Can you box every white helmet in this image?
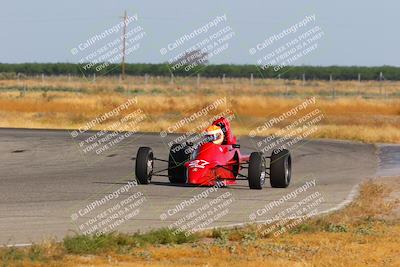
[205,125,224,145]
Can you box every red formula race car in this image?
[134,117,292,189]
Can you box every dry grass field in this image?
[4,75,400,97]
[0,76,400,143]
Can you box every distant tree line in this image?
[0,63,398,81]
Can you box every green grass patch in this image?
[0,245,47,266]
[129,88,145,95]
[325,223,349,233]
[0,86,88,94]
[114,86,125,93]
[0,247,25,266]
[63,228,198,255]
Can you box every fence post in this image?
[144,73,148,85]
[250,73,254,87]
[170,73,174,85]
[92,73,96,83]
[197,73,200,88]
[222,73,226,84]
[302,73,305,86]
[330,74,335,99]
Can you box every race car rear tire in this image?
[270,149,291,188]
[248,152,266,190]
[135,147,153,184]
[168,144,190,184]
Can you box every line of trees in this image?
[0,63,399,81]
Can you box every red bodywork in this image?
[184,117,249,186]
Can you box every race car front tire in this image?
[135,147,153,184]
[270,149,291,188]
[168,144,190,184]
[248,152,266,190]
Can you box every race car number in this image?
[188,160,209,169]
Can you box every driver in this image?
[204,125,224,145]
[211,116,237,145]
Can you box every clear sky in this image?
[0,0,398,66]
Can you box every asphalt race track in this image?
[0,128,396,245]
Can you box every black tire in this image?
[168,144,191,183]
[135,147,153,184]
[248,152,266,190]
[270,149,291,188]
